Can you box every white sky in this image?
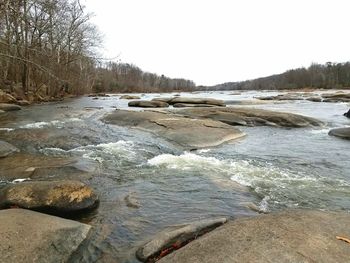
[84,0,350,86]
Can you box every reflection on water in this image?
[0,90,349,262]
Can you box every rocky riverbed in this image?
[0,90,349,262]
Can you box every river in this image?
[0,90,349,262]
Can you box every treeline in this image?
[209,62,350,91]
[0,0,101,98]
[93,62,196,93]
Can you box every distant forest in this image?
[0,0,195,99]
[207,62,350,91]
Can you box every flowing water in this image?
[0,91,349,262]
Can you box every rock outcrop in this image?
[103,110,245,149]
[128,100,169,108]
[137,217,228,262]
[120,95,141,100]
[329,127,350,140]
[0,140,19,158]
[0,180,99,215]
[160,210,350,263]
[0,208,91,263]
[172,107,323,127]
[0,103,22,111]
[152,97,225,107]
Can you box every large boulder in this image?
[128,100,169,108]
[0,180,99,215]
[173,103,216,108]
[0,140,19,158]
[103,110,245,149]
[329,127,350,140]
[173,107,323,127]
[137,217,227,262]
[322,92,350,102]
[0,208,91,263]
[0,103,21,111]
[120,95,141,100]
[160,210,350,263]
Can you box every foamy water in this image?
[19,118,82,129]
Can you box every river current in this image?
[0,90,349,262]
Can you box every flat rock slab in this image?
[137,217,228,262]
[152,97,225,106]
[103,110,245,149]
[172,107,323,127]
[120,95,141,100]
[129,100,169,108]
[0,103,21,111]
[0,140,19,158]
[329,127,350,139]
[160,210,350,263]
[0,208,91,263]
[0,180,99,215]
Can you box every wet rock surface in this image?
[0,140,19,158]
[172,107,323,127]
[329,127,350,140]
[160,210,350,263]
[0,103,22,111]
[0,180,99,215]
[136,217,228,262]
[103,110,245,149]
[344,109,350,118]
[0,208,91,263]
[128,100,169,108]
[152,97,226,106]
[120,95,141,100]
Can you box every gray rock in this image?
[160,210,350,263]
[120,95,141,100]
[0,180,99,215]
[137,217,228,262]
[170,97,225,106]
[173,103,216,108]
[103,110,245,149]
[329,127,350,139]
[0,208,91,263]
[344,109,350,118]
[0,140,19,158]
[306,97,322,102]
[173,107,323,128]
[0,103,21,111]
[16,99,30,106]
[128,100,169,108]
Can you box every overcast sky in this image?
[84,0,350,86]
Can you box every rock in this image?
[170,97,225,106]
[88,93,109,97]
[16,99,30,106]
[0,140,19,158]
[0,110,4,114]
[120,95,141,100]
[173,107,323,127]
[0,208,91,263]
[136,217,228,262]
[0,180,99,215]
[152,97,226,106]
[160,210,350,263]
[224,99,269,105]
[0,90,17,103]
[0,103,21,111]
[173,103,216,108]
[306,96,322,102]
[322,92,350,102]
[128,100,169,108]
[256,94,304,101]
[124,192,141,208]
[329,127,350,139]
[103,110,245,149]
[344,109,350,118]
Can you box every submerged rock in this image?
[160,210,350,263]
[103,110,245,149]
[0,103,21,111]
[136,217,228,262]
[128,100,169,108]
[120,95,141,100]
[0,208,91,263]
[0,140,19,158]
[329,127,350,140]
[173,107,323,127]
[0,180,99,215]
